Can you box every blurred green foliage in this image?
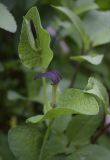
[0,0,110,159]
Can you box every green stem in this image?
[38,120,53,160]
[42,78,48,113]
[51,84,57,108]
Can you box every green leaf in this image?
[23,17,37,51]
[53,6,90,49]
[7,90,25,101]
[84,10,110,46]
[96,0,110,10]
[18,7,53,69]
[70,54,104,65]
[75,0,95,4]
[43,132,67,160]
[66,109,103,145]
[8,124,45,160]
[98,135,110,150]
[67,145,110,160]
[27,114,71,130]
[25,70,41,101]
[26,88,99,123]
[51,115,72,133]
[84,77,109,112]
[58,89,99,115]
[8,124,67,160]
[0,3,17,32]
[0,133,15,160]
[26,108,76,123]
[74,2,98,15]
[43,101,52,114]
[25,0,38,10]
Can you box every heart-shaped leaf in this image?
[26,88,99,124]
[18,7,53,69]
[57,89,99,115]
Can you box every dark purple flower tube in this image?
[35,70,62,85]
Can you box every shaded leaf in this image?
[25,0,38,10]
[43,132,67,160]
[96,0,110,10]
[0,3,17,32]
[7,90,25,101]
[8,124,45,160]
[53,6,90,49]
[98,135,110,150]
[67,145,110,160]
[8,124,68,160]
[66,108,103,145]
[52,115,72,133]
[0,133,15,160]
[84,10,110,46]
[57,20,82,48]
[74,1,98,15]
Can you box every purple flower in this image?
[35,70,62,85]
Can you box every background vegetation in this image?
[0,0,110,159]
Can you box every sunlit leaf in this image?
[26,88,99,123]
[26,108,76,123]
[84,77,109,111]
[58,89,99,115]
[70,54,104,65]
[18,7,53,69]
